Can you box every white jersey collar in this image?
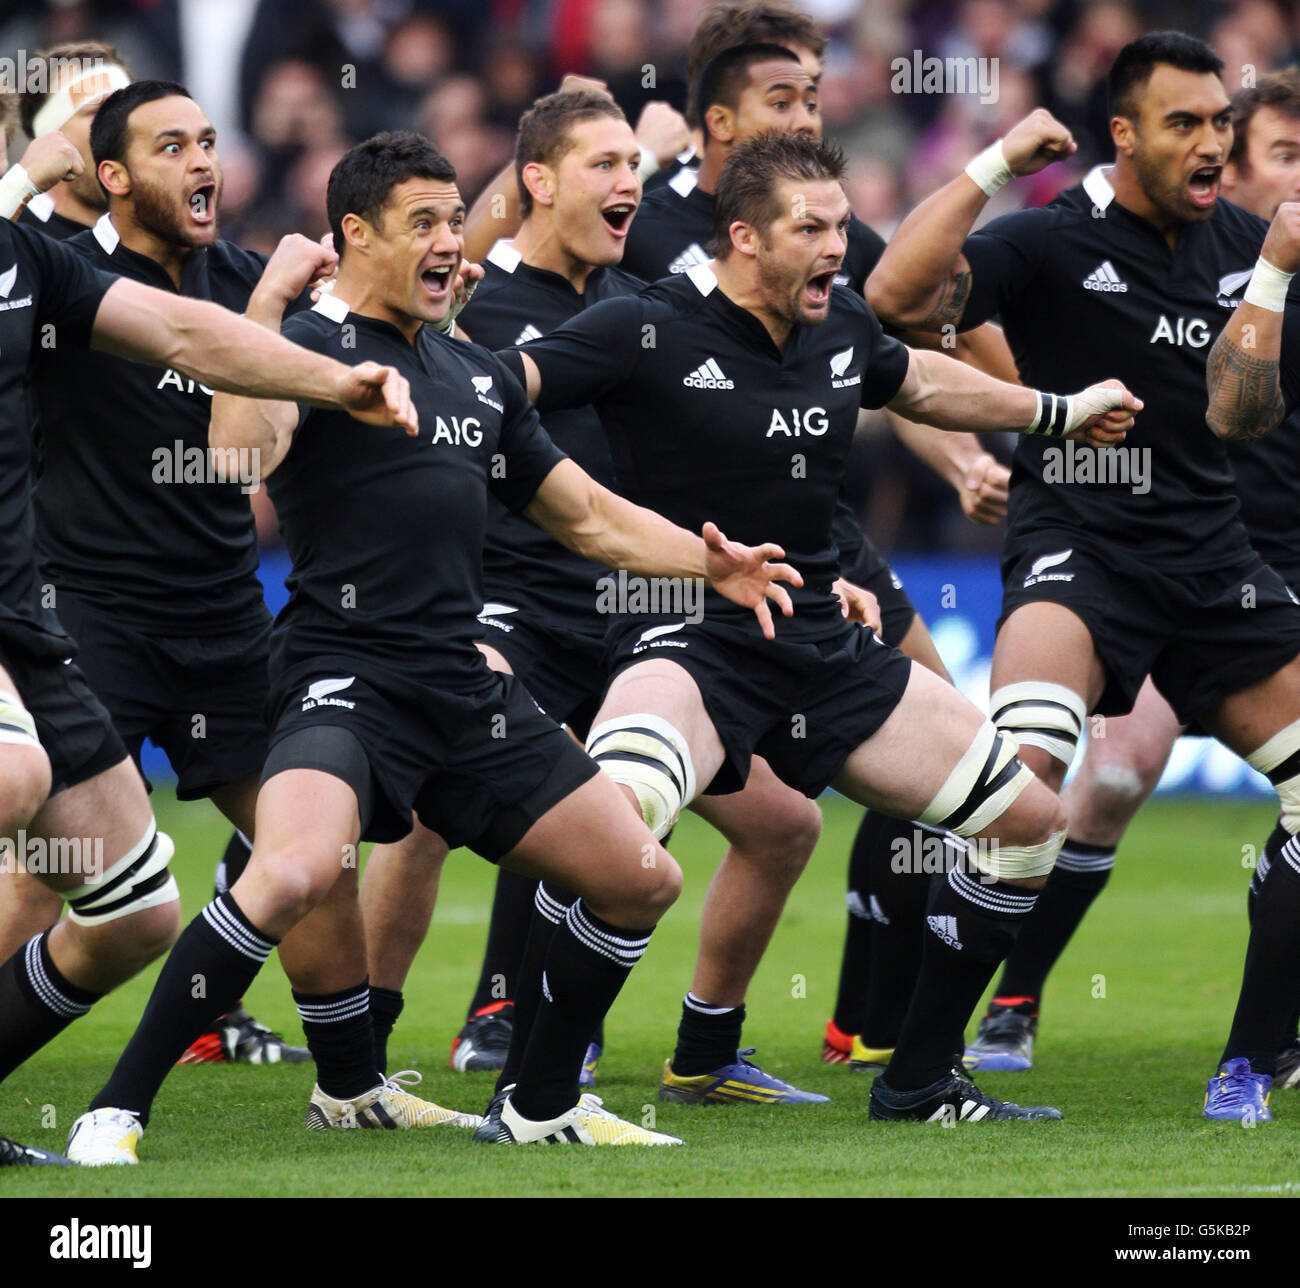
[1082,164,1116,212]
[310,290,349,323]
[92,212,121,254]
[485,239,521,273]
[685,261,718,295]
[669,166,699,198]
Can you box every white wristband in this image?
[637,145,661,182]
[964,140,1013,197]
[1243,255,1294,313]
[0,164,43,220]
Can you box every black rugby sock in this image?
[831,811,890,1034]
[861,823,955,1049]
[510,900,651,1122]
[0,931,103,1080]
[496,882,574,1094]
[90,893,276,1125]
[369,984,404,1075]
[468,867,538,1015]
[295,981,379,1100]
[1220,827,1300,1075]
[671,993,745,1075]
[884,864,1036,1091]
[993,838,1115,1004]
[213,830,253,899]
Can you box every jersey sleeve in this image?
[858,303,912,408]
[18,222,118,346]
[956,207,1046,330]
[500,294,646,414]
[489,355,568,511]
[279,311,327,429]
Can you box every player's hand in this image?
[959,453,1010,523]
[832,577,881,632]
[635,101,691,166]
[263,233,339,305]
[18,131,83,192]
[1000,108,1076,177]
[309,233,338,301]
[1261,201,1300,274]
[702,521,803,641]
[337,362,419,436]
[454,258,484,308]
[1063,378,1142,447]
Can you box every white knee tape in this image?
[990,681,1087,767]
[65,824,178,925]
[586,714,696,841]
[0,688,41,749]
[922,720,1036,838]
[969,827,1066,881]
[1247,719,1300,835]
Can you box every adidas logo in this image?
[926,914,962,949]
[682,357,733,390]
[1024,547,1074,586]
[514,323,542,345]
[1082,260,1126,292]
[926,1097,992,1123]
[302,676,356,711]
[668,243,709,274]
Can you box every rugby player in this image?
[868,31,1300,1121]
[1,53,282,1065]
[66,131,802,1160]
[962,70,1300,1080]
[502,129,1138,1123]
[0,162,418,1167]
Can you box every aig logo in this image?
[766,407,828,436]
[1149,314,1212,347]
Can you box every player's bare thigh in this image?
[896,612,952,683]
[592,658,727,803]
[1201,652,1300,757]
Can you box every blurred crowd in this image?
[4,0,1298,554]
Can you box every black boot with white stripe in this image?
[868,1066,1062,1123]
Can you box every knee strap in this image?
[586,714,695,841]
[64,823,178,925]
[990,681,1087,767]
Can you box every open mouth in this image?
[420,263,455,297]
[188,183,216,224]
[804,270,836,307]
[1188,166,1220,208]
[601,203,635,235]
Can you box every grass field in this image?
[4,790,1297,1198]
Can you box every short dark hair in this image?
[686,2,824,128]
[711,129,845,257]
[696,42,802,144]
[1107,31,1224,120]
[19,40,131,138]
[515,88,626,218]
[1230,69,1300,170]
[326,131,457,258]
[90,79,192,173]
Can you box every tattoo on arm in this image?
[1206,332,1287,440]
[919,269,972,329]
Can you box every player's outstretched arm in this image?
[888,347,1141,447]
[90,275,417,433]
[523,458,802,639]
[1205,204,1300,441]
[866,109,1075,330]
[885,411,1009,524]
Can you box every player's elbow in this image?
[865,268,913,324]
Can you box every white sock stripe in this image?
[1054,846,1116,873]
[948,866,1037,915]
[297,996,370,1023]
[684,992,735,1016]
[568,902,651,955]
[565,905,648,967]
[1253,852,1272,887]
[534,886,567,925]
[201,901,273,964]
[1281,834,1300,878]
[22,935,90,1019]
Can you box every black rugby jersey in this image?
[505,263,910,641]
[0,220,116,658]
[17,193,90,242]
[959,164,1293,570]
[33,215,290,635]
[1227,421,1300,588]
[619,163,888,581]
[465,240,644,636]
[268,296,566,692]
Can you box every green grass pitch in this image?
[4,790,1297,1197]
